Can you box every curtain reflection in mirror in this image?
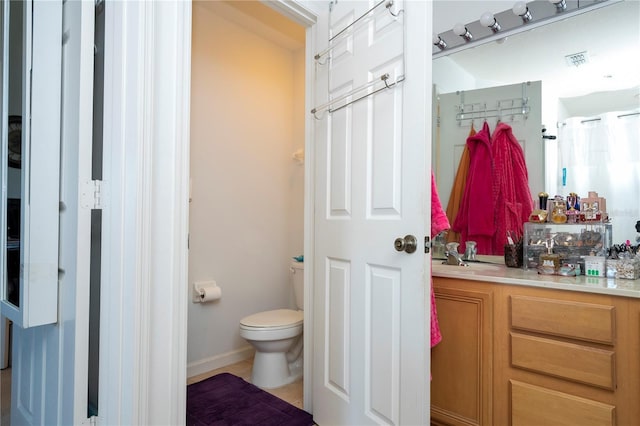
[558,111,640,243]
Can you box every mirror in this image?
[1,0,62,327]
[4,0,23,308]
[433,0,640,244]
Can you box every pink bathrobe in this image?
[452,122,495,254]
[491,123,533,248]
[431,172,449,348]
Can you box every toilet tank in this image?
[290,261,304,310]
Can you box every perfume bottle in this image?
[538,239,560,275]
[551,196,568,224]
[566,192,579,223]
[579,201,602,222]
[529,192,549,223]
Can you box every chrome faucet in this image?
[464,240,477,261]
[444,242,468,266]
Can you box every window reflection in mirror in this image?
[5,0,23,308]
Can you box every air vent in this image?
[565,51,590,67]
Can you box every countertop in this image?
[431,255,640,299]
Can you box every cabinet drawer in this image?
[511,295,615,344]
[511,333,615,389]
[511,380,615,426]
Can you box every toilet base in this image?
[251,351,303,389]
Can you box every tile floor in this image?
[187,358,305,410]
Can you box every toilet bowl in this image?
[239,261,304,389]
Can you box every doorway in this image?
[186,0,307,401]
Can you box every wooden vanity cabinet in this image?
[432,277,640,426]
[431,279,494,426]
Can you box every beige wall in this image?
[188,2,305,372]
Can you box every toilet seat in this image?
[240,309,303,330]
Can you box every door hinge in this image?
[81,179,104,210]
[424,236,431,254]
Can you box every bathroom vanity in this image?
[430,261,640,426]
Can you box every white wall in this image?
[432,56,475,95]
[187,3,304,375]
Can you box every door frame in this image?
[100,1,192,423]
[99,0,320,422]
[265,0,319,411]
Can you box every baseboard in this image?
[187,346,255,379]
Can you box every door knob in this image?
[394,235,417,253]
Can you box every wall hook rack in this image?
[455,82,531,126]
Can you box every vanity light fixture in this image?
[453,23,473,42]
[549,0,567,12]
[512,2,533,22]
[480,12,502,33]
[432,33,447,50]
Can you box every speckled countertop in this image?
[431,255,640,299]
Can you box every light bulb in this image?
[512,2,533,21]
[432,33,447,50]
[453,23,473,41]
[480,11,501,33]
[549,0,567,11]
[512,2,527,16]
[480,12,495,27]
[453,23,467,36]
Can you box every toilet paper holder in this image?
[193,280,222,303]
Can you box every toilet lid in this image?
[240,309,303,328]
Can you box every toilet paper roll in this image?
[199,286,222,302]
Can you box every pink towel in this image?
[430,173,449,348]
[452,122,495,254]
[491,123,533,248]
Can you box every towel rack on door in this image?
[310,73,405,119]
[314,0,403,64]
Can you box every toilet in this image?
[239,261,304,389]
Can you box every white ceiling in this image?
[196,1,305,51]
[433,0,640,100]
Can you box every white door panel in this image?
[1,0,95,424]
[313,1,431,424]
[11,325,36,425]
[1,0,62,328]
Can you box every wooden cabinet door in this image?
[431,281,493,426]
[511,380,615,426]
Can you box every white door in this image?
[312,1,432,424]
[1,0,61,330]
[2,0,95,424]
[434,81,543,210]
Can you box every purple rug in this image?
[187,373,314,426]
